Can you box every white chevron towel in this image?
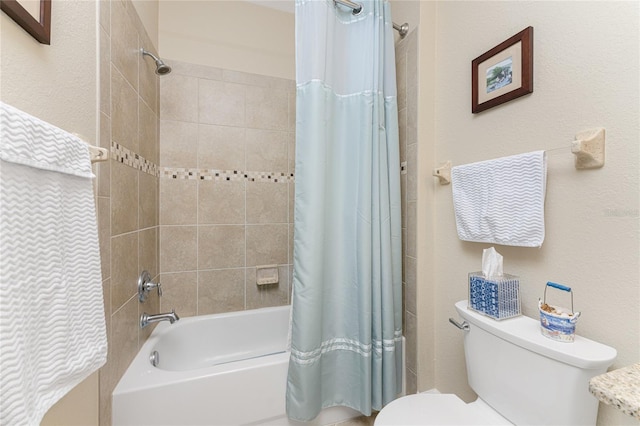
[451,151,547,247]
[0,102,107,425]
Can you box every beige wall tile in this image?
[101,278,111,343]
[198,181,245,224]
[97,196,111,281]
[246,265,289,310]
[111,232,139,312]
[246,224,288,267]
[246,182,288,224]
[405,310,417,374]
[288,182,295,225]
[406,143,417,202]
[159,271,197,317]
[288,89,296,132]
[245,86,288,131]
[287,132,295,174]
[197,124,245,171]
[139,227,158,279]
[400,173,407,229]
[160,226,197,272]
[138,99,158,164]
[110,0,138,91]
[99,0,110,35]
[111,160,138,235]
[139,172,158,229]
[398,107,407,163]
[111,66,139,152]
[98,360,113,426]
[198,225,245,270]
[406,370,417,395]
[245,129,288,172]
[223,69,291,90]
[288,223,294,265]
[160,74,198,122]
[138,40,158,114]
[160,120,198,168]
[111,297,139,379]
[405,256,416,315]
[198,79,245,127]
[99,27,111,116]
[97,113,111,198]
[396,49,407,111]
[406,201,416,258]
[138,288,159,345]
[160,178,197,225]
[170,59,223,80]
[197,268,245,315]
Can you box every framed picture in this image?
[1,0,51,45]
[472,27,533,113]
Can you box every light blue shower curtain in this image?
[286,0,403,421]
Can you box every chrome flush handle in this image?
[449,317,470,331]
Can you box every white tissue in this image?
[482,247,503,277]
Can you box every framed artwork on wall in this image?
[1,0,51,45]
[472,26,533,113]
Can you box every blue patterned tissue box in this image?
[468,272,521,320]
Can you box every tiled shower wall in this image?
[158,61,296,316]
[97,0,161,424]
[396,29,419,395]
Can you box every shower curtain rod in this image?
[334,0,409,37]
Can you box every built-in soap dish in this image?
[256,265,279,286]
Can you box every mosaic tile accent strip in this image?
[110,142,159,177]
[161,167,295,183]
[401,161,407,175]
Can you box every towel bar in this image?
[432,128,605,185]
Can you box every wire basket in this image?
[539,282,581,343]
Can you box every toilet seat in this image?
[374,393,512,425]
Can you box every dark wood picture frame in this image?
[472,26,533,113]
[1,0,51,45]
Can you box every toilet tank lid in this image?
[455,300,617,370]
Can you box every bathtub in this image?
[113,305,382,426]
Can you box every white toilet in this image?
[376,300,617,426]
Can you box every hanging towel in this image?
[0,102,107,426]
[451,150,547,247]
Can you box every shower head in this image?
[141,48,172,75]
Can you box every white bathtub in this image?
[112,305,370,426]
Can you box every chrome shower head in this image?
[141,48,172,75]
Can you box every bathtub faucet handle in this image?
[138,270,162,302]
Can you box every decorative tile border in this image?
[111,142,159,176]
[112,140,405,183]
[161,167,295,183]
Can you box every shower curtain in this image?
[286,0,403,421]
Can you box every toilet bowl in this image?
[375,300,617,426]
[375,393,511,425]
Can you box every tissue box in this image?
[468,272,521,320]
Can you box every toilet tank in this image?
[455,300,616,426]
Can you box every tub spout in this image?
[140,309,179,328]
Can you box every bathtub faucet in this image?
[140,309,180,328]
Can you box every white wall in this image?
[427,2,639,425]
[158,0,294,79]
[132,0,159,49]
[0,1,99,425]
[0,1,98,143]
